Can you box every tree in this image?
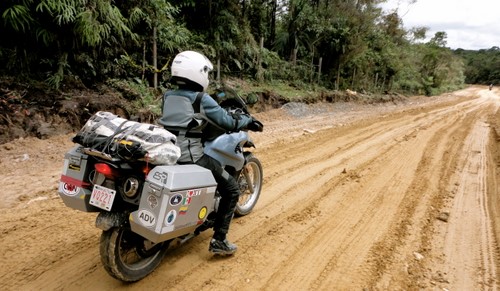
[1,0,137,87]
[0,0,469,96]
[123,0,190,88]
[419,35,465,95]
[455,46,500,85]
[429,31,447,48]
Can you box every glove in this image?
[246,118,264,132]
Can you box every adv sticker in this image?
[138,209,156,228]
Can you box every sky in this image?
[379,0,500,50]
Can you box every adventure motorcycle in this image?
[58,92,263,282]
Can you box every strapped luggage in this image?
[73,111,181,165]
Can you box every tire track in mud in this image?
[142,94,492,290]
[448,121,497,289]
[257,96,482,186]
[372,96,499,289]
[255,97,483,214]
[372,101,483,289]
[251,99,481,290]
[420,99,500,290]
[228,94,496,287]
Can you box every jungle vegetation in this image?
[0,0,497,97]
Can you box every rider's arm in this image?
[200,93,252,131]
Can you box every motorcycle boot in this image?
[209,238,237,255]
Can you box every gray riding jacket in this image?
[158,89,252,163]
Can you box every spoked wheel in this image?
[235,153,263,216]
[100,227,169,282]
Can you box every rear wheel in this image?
[100,227,169,282]
[235,154,263,216]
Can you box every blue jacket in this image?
[158,89,252,163]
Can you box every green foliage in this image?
[36,0,78,25]
[0,0,471,97]
[126,0,189,52]
[455,47,500,85]
[46,52,69,89]
[0,0,141,88]
[107,78,162,114]
[2,3,33,32]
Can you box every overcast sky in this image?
[379,0,500,50]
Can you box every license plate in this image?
[90,184,117,211]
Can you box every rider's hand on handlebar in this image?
[247,118,264,132]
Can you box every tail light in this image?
[94,163,118,179]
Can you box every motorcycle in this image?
[58,91,263,282]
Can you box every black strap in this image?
[193,92,203,114]
[186,92,204,130]
[233,117,239,131]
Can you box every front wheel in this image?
[100,227,169,282]
[235,154,263,216]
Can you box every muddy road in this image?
[0,86,499,290]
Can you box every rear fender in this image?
[95,212,129,231]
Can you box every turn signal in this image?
[142,165,151,175]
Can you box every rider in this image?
[158,50,263,255]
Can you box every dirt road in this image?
[0,86,499,290]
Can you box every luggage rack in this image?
[83,148,122,162]
[82,147,150,164]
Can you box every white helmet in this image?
[171,51,213,91]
